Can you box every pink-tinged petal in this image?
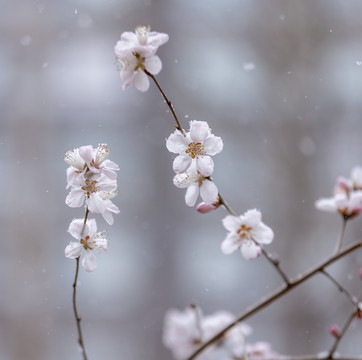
[221,233,240,254]
[243,209,262,228]
[66,168,83,189]
[134,71,149,92]
[222,215,242,232]
[148,32,169,47]
[120,31,138,44]
[196,201,219,214]
[87,218,97,236]
[166,132,189,154]
[200,180,218,204]
[145,55,162,75]
[103,159,120,171]
[102,168,117,181]
[68,219,89,239]
[241,241,261,260]
[87,193,106,214]
[82,251,97,272]
[102,210,114,225]
[315,197,337,212]
[65,242,83,259]
[253,223,274,245]
[173,155,192,174]
[97,177,118,192]
[79,145,93,163]
[185,183,199,207]
[351,166,362,189]
[121,70,136,90]
[66,189,85,208]
[190,121,210,143]
[196,156,214,177]
[203,136,223,156]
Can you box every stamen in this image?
[185,142,205,159]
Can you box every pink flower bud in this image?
[196,201,219,214]
[329,324,340,337]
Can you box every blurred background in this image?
[1,0,362,359]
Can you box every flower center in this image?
[81,235,92,250]
[185,142,205,159]
[135,25,150,45]
[81,179,99,197]
[237,224,252,240]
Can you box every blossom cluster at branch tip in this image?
[315,165,362,220]
[221,209,274,260]
[163,305,278,360]
[64,144,120,271]
[114,25,169,92]
[167,120,223,207]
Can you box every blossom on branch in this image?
[221,209,274,260]
[65,219,108,272]
[166,120,223,177]
[114,25,169,92]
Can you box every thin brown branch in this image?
[261,247,290,285]
[334,217,347,254]
[187,240,362,360]
[218,193,236,216]
[145,70,185,136]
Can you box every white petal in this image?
[243,209,262,228]
[148,32,169,47]
[68,219,88,239]
[203,136,223,156]
[185,183,199,207]
[173,172,194,189]
[102,210,114,225]
[190,121,210,143]
[145,55,162,75]
[315,197,337,212]
[82,251,97,272]
[65,242,83,259]
[351,166,362,188]
[103,159,120,171]
[120,31,138,44]
[79,145,93,163]
[134,71,150,92]
[200,180,218,204]
[87,193,106,214]
[241,241,261,260]
[166,132,189,154]
[87,218,97,236]
[222,215,241,232]
[65,189,85,208]
[102,168,117,181]
[253,223,274,245]
[221,233,240,254]
[121,70,136,90]
[196,156,214,177]
[173,155,192,174]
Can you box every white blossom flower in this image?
[166,120,223,177]
[221,209,274,260]
[98,190,120,225]
[173,164,218,207]
[114,25,169,92]
[351,166,362,190]
[65,218,108,272]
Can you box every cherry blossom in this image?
[197,201,220,214]
[221,209,274,260]
[65,218,108,272]
[173,164,218,207]
[166,120,223,177]
[114,25,169,91]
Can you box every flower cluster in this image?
[163,305,278,360]
[167,120,223,207]
[315,166,362,220]
[114,25,169,92]
[64,144,120,271]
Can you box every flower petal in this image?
[241,241,261,260]
[222,215,241,232]
[166,132,189,154]
[203,136,223,156]
[121,69,136,90]
[190,121,210,143]
[253,223,274,245]
[315,197,337,212]
[82,251,97,272]
[102,210,114,225]
[173,155,192,174]
[196,156,214,177]
[79,145,93,163]
[200,180,218,204]
[148,32,169,47]
[68,219,88,239]
[66,189,85,208]
[221,233,240,254]
[65,242,83,259]
[145,55,162,75]
[134,71,150,92]
[185,183,199,207]
[87,193,106,214]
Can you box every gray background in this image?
[1,0,362,359]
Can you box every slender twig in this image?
[334,217,347,254]
[327,308,357,358]
[72,207,89,360]
[72,257,88,360]
[320,268,358,307]
[261,247,290,285]
[145,70,185,135]
[187,240,362,360]
[218,193,236,216]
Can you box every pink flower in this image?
[173,164,218,207]
[329,324,340,338]
[166,120,223,177]
[196,201,220,214]
[221,209,274,260]
[65,219,108,272]
[114,25,169,92]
